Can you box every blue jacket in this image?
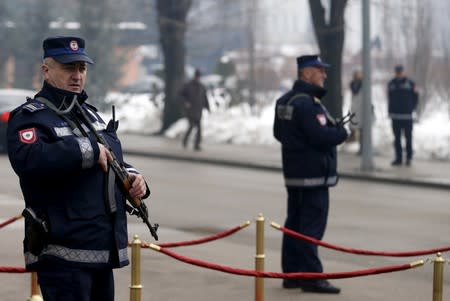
[388,77,418,120]
[7,81,147,270]
[273,80,348,188]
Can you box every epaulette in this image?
[22,101,47,113]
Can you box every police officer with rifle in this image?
[7,36,157,301]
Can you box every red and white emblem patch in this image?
[316,114,327,126]
[19,128,37,144]
[70,40,79,51]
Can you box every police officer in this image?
[273,55,348,294]
[388,64,419,166]
[7,36,150,301]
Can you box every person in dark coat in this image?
[7,36,151,301]
[180,69,210,151]
[273,55,348,294]
[387,64,419,166]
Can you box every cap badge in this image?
[69,40,79,51]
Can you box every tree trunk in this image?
[309,0,347,118]
[157,0,192,133]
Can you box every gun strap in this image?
[37,96,117,214]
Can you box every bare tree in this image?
[381,1,433,116]
[78,0,123,106]
[156,0,192,133]
[13,0,51,89]
[309,0,348,118]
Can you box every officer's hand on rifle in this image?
[128,173,147,199]
[98,143,112,172]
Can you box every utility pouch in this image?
[22,208,50,256]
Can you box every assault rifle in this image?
[50,95,159,240]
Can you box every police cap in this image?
[394,64,404,73]
[297,55,330,70]
[43,36,94,64]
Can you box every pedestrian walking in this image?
[387,64,419,166]
[7,36,151,301]
[273,55,348,294]
[180,69,210,151]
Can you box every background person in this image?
[7,36,150,301]
[273,55,348,294]
[180,69,210,151]
[387,64,419,166]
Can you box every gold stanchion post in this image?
[28,272,43,301]
[255,213,265,301]
[130,235,142,301]
[432,253,444,301]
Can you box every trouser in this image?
[37,263,114,301]
[282,186,329,273]
[183,119,202,148]
[392,119,413,161]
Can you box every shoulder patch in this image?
[22,102,47,113]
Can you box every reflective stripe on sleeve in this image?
[285,176,338,187]
[76,137,95,169]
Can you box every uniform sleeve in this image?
[387,81,394,115]
[7,111,100,179]
[123,162,150,199]
[411,81,419,110]
[295,100,348,149]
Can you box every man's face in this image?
[300,66,327,88]
[42,58,87,93]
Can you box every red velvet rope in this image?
[0,266,28,273]
[0,215,22,229]
[150,245,420,279]
[157,223,249,248]
[276,225,450,257]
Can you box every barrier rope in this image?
[146,243,424,279]
[0,214,22,229]
[152,221,251,248]
[271,222,450,257]
[0,266,28,273]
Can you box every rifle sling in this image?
[36,96,117,214]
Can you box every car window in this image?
[0,90,35,111]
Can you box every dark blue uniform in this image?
[7,82,148,300]
[388,77,418,164]
[273,79,347,274]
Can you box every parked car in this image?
[0,89,36,153]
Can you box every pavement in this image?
[120,134,450,190]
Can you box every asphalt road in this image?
[0,154,449,301]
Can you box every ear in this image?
[41,63,49,79]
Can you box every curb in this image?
[123,150,450,191]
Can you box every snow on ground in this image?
[103,86,450,161]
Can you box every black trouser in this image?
[392,119,413,162]
[183,119,202,148]
[282,186,329,273]
[37,263,114,301]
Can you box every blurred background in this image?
[0,0,449,159]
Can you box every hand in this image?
[128,173,147,198]
[97,143,112,172]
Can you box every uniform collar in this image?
[292,79,327,99]
[35,81,89,108]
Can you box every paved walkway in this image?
[121,134,450,190]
